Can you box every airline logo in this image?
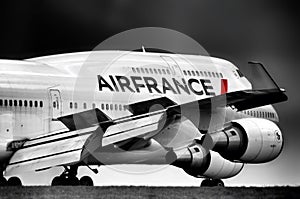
[97,75,225,96]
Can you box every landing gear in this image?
[79,176,94,186]
[51,165,79,186]
[51,165,94,186]
[0,176,22,186]
[7,177,22,186]
[213,179,225,187]
[51,174,80,186]
[1,168,22,186]
[0,176,7,186]
[201,179,224,187]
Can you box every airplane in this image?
[0,49,287,186]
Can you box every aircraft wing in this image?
[5,110,170,175]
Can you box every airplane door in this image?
[49,89,62,119]
[161,56,182,76]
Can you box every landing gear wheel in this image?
[51,175,79,186]
[201,179,212,187]
[7,177,22,186]
[0,176,7,186]
[51,176,62,186]
[212,179,224,187]
[51,165,80,186]
[201,179,224,187]
[80,176,94,186]
[66,176,79,186]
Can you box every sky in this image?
[0,0,299,186]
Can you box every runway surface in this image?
[0,186,299,199]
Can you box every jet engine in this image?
[166,144,244,179]
[202,118,283,163]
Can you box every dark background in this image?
[0,0,299,186]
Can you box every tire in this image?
[200,179,212,187]
[79,176,94,186]
[68,176,79,186]
[51,176,62,186]
[7,177,22,186]
[211,179,225,187]
[0,177,7,186]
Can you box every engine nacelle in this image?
[203,118,283,163]
[166,144,243,179]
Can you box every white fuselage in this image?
[0,51,279,162]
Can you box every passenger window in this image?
[141,68,144,73]
[110,104,113,110]
[200,71,204,76]
[208,72,211,77]
[9,100,12,106]
[153,69,157,74]
[212,72,216,77]
[204,71,207,77]
[187,71,191,76]
[220,73,223,78]
[0,99,2,106]
[196,71,199,76]
[24,100,27,107]
[149,68,153,74]
[106,104,109,110]
[92,103,96,109]
[14,100,17,106]
[166,69,170,75]
[34,101,38,107]
[191,71,195,76]
[18,100,22,107]
[115,104,118,110]
[101,103,104,110]
[119,104,122,111]
[145,68,149,74]
[162,69,166,74]
[83,102,87,109]
[136,68,140,73]
[132,68,136,73]
[52,101,56,108]
[215,73,219,78]
[70,102,73,109]
[158,69,162,74]
[183,70,187,75]
[40,101,43,108]
[74,102,78,109]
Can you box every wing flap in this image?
[58,108,112,131]
[5,149,81,176]
[102,113,164,146]
[5,127,98,176]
